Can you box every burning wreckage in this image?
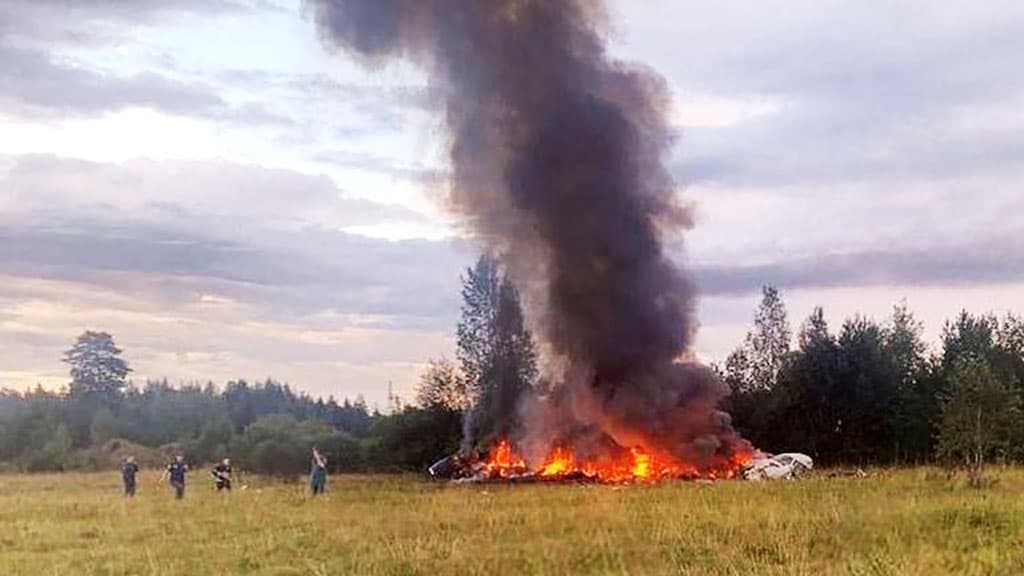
[429,442,812,484]
[309,0,810,484]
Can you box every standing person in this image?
[121,456,139,497]
[160,454,188,500]
[310,447,328,496]
[211,458,233,492]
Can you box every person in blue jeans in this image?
[310,447,328,495]
[161,455,188,499]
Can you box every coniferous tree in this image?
[884,302,935,462]
[457,255,501,390]
[774,307,840,460]
[64,331,131,401]
[832,316,899,463]
[456,254,538,450]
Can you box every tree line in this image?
[0,349,471,476]
[721,286,1024,484]
[1,260,1020,481]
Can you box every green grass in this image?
[1,468,1022,575]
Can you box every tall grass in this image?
[1,468,1021,575]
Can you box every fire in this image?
[631,448,650,479]
[539,447,575,477]
[484,439,527,478]
[480,440,754,483]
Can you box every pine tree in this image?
[456,255,501,391]
[64,331,131,401]
[884,301,933,462]
[456,255,538,449]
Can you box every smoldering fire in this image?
[308,0,752,481]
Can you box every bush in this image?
[316,434,368,473]
[235,413,338,478]
[366,407,462,472]
[936,361,1023,487]
[24,424,74,472]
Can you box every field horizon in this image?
[1,468,1021,575]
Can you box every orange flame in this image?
[631,448,650,479]
[484,439,528,478]
[539,447,575,477]
[481,440,753,483]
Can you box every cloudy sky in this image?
[1,0,1022,406]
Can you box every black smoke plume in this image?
[308,0,749,468]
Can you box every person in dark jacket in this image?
[310,447,327,495]
[211,458,233,491]
[121,456,139,497]
[161,455,188,499]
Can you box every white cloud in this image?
[671,94,784,129]
[0,111,224,162]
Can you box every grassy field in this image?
[1,468,1022,575]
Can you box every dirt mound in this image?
[98,439,173,469]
